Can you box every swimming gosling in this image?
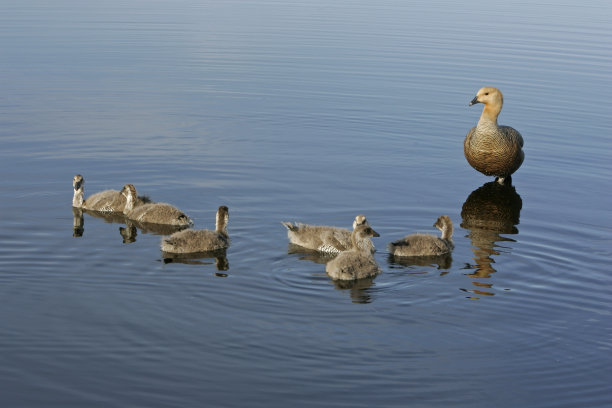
[72,174,131,213]
[325,225,381,281]
[122,184,193,227]
[465,87,524,185]
[281,214,375,254]
[388,215,454,257]
[161,206,229,253]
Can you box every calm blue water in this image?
[1,1,611,407]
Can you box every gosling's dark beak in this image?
[372,229,380,237]
[74,180,83,190]
[469,96,479,106]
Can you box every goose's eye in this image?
[485,92,489,96]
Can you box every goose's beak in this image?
[469,96,479,106]
[372,230,380,237]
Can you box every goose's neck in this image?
[72,187,84,208]
[350,231,367,252]
[478,103,501,127]
[440,221,453,241]
[216,215,228,236]
[123,190,135,213]
[350,232,360,250]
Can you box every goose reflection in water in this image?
[162,248,229,273]
[460,181,522,298]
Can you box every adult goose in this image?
[465,87,524,185]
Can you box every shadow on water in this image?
[162,248,229,274]
[460,181,522,298]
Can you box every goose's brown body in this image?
[465,87,524,184]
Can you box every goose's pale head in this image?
[470,86,503,107]
[470,87,504,124]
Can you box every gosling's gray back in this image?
[281,214,374,254]
[126,202,193,226]
[73,174,130,213]
[325,225,381,281]
[122,184,192,226]
[161,206,230,254]
[388,215,454,257]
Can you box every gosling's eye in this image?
[485,92,489,95]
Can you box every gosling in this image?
[465,87,524,185]
[388,215,454,257]
[325,225,381,281]
[161,206,230,254]
[73,174,129,213]
[122,184,193,227]
[281,214,374,254]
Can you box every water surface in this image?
[1,1,611,407]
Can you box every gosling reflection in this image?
[128,219,189,237]
[330,276,376,304]
[162,248,229,272]
[119,223,138,243]
[82,208,128,224]
[461,181,522,297]
[75,209,188,243]
[387,253,452,271]
[79,208,132,241]
[72,208,84,237]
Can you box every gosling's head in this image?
[469,86,503,107]
[217,205,229,220]
[352,214,370,229]
[433,215,452,230]
[120,184,137,200]
[73,174,84,191]
[354,225,380,241]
